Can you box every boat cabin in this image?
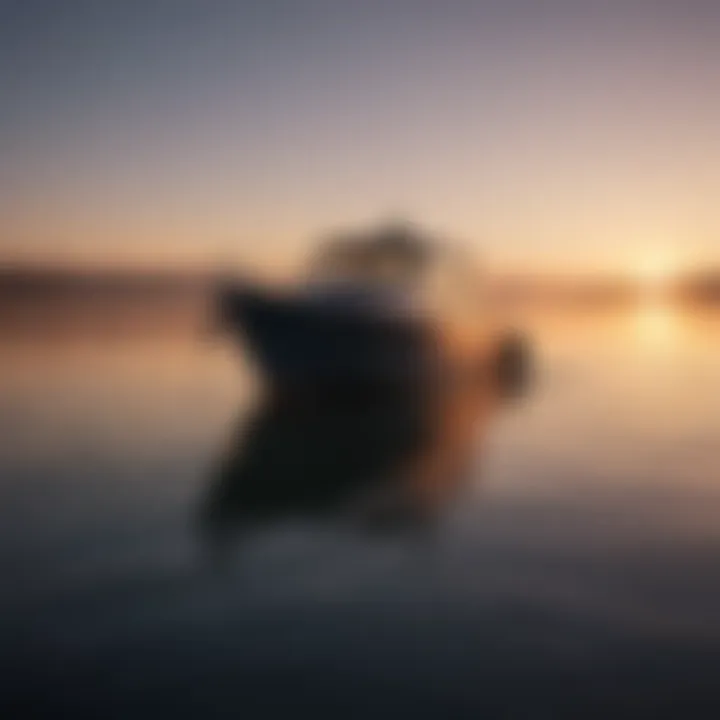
[307,222,483,313]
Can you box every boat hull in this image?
[218,284,439,391]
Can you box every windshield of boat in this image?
[306,225,484,309]
[309,227,431,288]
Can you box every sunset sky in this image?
[1,0,719,273]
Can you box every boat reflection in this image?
[199,375,525,551]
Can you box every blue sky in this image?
[1,0,719,271]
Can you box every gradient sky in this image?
[1,0,719,271]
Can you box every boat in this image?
[217,221,530,394]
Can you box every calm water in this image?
[1,304,719,718]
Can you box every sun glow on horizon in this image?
[634,252,679,295]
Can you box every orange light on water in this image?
[634,299,679,347]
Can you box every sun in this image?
[635,253,677,294]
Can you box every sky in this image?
[0,0,719,273]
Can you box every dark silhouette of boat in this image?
[217,221,530,392]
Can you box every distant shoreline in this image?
[1,265,717,307]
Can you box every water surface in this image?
[1,303,719,718]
